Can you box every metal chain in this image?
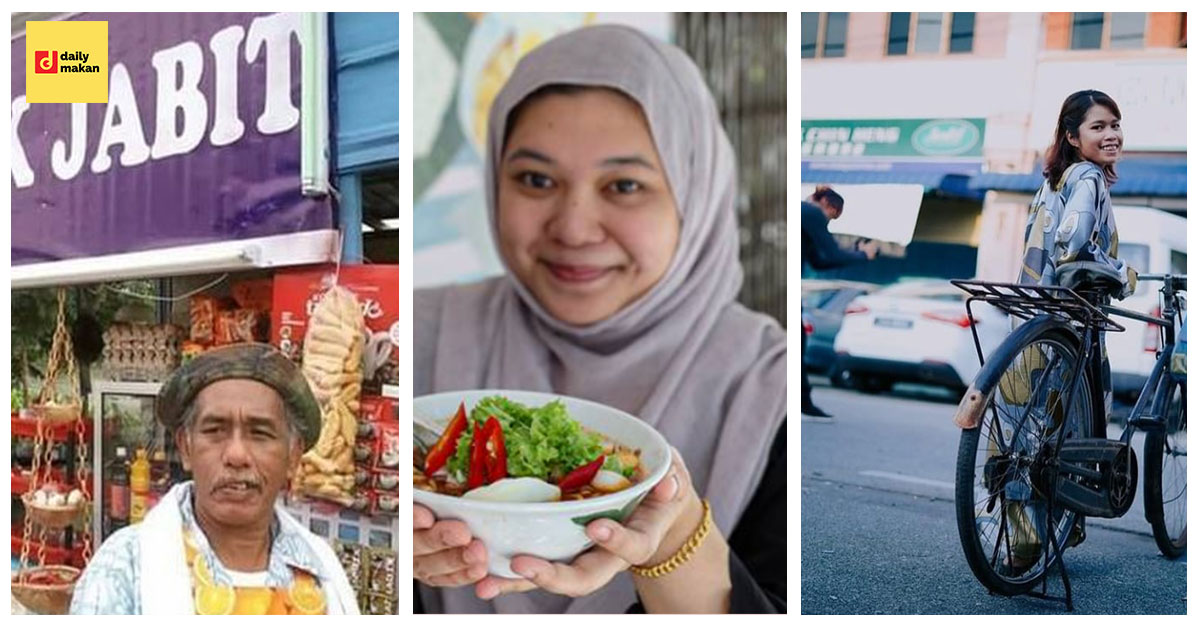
[76,413,93,564]
[40,419,55,490]
[37,523,48,567]
[39,289,80,406]
[17,514,33,584]
[54,288,88,564]
[38,293,65,404]
[37,416,57,569]
[16,417,43,584]
[19,289,84,579]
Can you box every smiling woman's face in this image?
[1069,103,1123,167]
[497,88,680,326]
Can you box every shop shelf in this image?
[10,533,84,567]
[11,412,93,441]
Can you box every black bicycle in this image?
[950,273,1186,610]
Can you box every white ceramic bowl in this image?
[414,389,672,578]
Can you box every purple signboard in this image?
[11,12,333,265]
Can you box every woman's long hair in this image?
[1042,89,1121,188]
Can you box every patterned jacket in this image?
[1018,160,1137,299]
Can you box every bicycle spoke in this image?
[986,409,1009,454]
[960,330,1097,590]
[989,498,1010,570]
[1163,424,1188,540]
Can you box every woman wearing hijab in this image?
[413,24,786,613]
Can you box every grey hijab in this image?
[416,24,786,613]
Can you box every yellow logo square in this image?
[26,21,108,103]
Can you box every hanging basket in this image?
[11,565,81,615]
[28,402,81,426]
[33,289,83,427]
[21,494,84,529]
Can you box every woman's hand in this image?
[475,448,704,600]
[413,504,490,587]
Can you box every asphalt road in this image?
[801,381,1187,614]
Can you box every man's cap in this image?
[156,343,321,449]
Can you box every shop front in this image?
[11,12,398,615]
[801,117,987,284]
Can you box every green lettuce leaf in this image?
[445,396,602,483]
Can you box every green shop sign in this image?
[802,118,985,159]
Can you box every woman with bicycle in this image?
[998,89,1140,575]
[953,90,1186,605]
[1017,89,1139,408]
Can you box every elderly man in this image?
[71,343,360,614]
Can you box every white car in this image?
[1105,206,1187,401]
[832,279,1008,394]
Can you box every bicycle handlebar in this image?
[1137,273,1187,293]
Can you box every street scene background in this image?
[800,12,1186,614]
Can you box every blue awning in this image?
[802,161,984,199]
[969,157,1186,197]
[801,169,947,188]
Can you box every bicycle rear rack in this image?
[951,280,1125,332]
[952,280,1125,369]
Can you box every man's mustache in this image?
[211,476,263,492]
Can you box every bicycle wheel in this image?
[1144,377,1187,558]
[955,328,1096,596]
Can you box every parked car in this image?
[832,279,1008,395]
[1105,206,1187,400]
[801,280,879,383]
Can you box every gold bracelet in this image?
[630,499,713,579]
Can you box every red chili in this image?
[424,403,468,476]
[558,455,606,492]
[484,416,507,483]
[467,416,508,489]
[467,421,486,489]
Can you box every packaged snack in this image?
[355,467,371,488]
[365,548,397,596]
[231,278,274,313]
[375,422,400,469]
[213,312,232,345]
[271,265,398,390]
[291,287,363,508]
[333,541,363,590]
[372,490,399,515]
[215,309,262,345]
[359,396,392,423]
[189,296,218,345]
[337,523,360,544]
[363,593,396,615]
[367,529,393,549]
[374,469,398,491]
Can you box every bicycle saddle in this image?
[1055,261,1124,300]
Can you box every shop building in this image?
[801,12,1186,282]
[11,12,399,615]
